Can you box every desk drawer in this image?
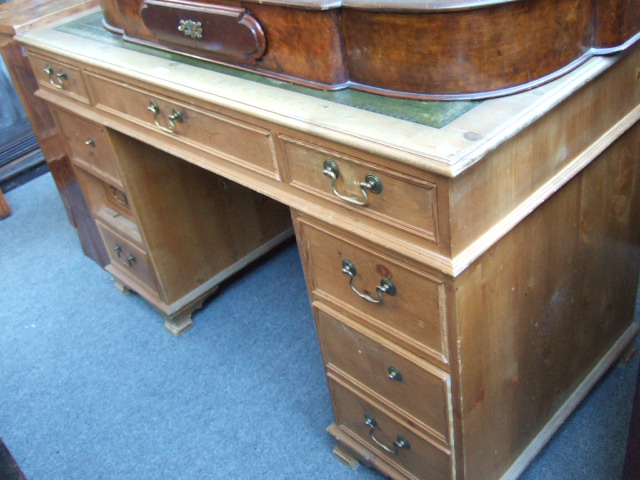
[297,216,448,363]
[281,136,439,243]
[55,110,122,187]
[98,221,157,291]
[329,375,453,480]
[29,52,89,103]
[316,304,451,443]
[86,72,279,179]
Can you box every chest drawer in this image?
[296,215,448,364]
[28,52,89,103]
[281,136,439,244]
[316,304,451,444]
[328,375,453,480]
[54,110,122,187]
[97,221,157,292]
[86,72,279,179]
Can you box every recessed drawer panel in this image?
[28,52,89,103]
[55,110,122,187]
[329,375,453,480]
[281,135,439,243]
[316,304,451,444]
[97,221,157,291]
[86,72,279,179]
[297,217,448,363]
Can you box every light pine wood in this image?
[55,104,293,333]
[295,215,448,366]
[86,71,280,179]
[14,10,640,479]
[0,189,10,219]
[450,122,640,479]
[315,303,451,444]
[328,374,453,480]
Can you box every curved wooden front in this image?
[344,0,593,97]
[99,0,640,100]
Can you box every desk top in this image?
[17,7,623,177]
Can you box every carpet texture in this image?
[1,173,638,480]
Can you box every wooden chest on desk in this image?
[16,11,640,479]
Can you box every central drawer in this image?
[295,215,449,364]
[85,72,279,179]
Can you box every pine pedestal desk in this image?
[16,9,640,480]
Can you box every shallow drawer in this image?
[329,375,453,480]
[297,217,448,363]
[98,221,157,291]
[86,72,279,179]
[28,52,89,103]
[281,135,439,243]
[316,304,451,444]
[55,110,122,187]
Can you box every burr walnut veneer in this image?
[14,7,640,479]
[98,0,640,100]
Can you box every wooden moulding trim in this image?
[499,322,640,480]
[450,105,640,277]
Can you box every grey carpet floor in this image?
[1,173,638,480]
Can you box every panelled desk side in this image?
[17,11,640,480]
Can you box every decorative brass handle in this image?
[147,100,183,134]
[364,414,411,455]
[43,65,67,89]
[178,19,203,39]
[341,259,396,304]
[323,159,382,207]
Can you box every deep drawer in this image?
[55,109,122,187]
[329,375,453,480]
[281,135,439,244]
[98,221,157,291]
[86,72,279,179]
[316,304,451,444]
[28,51,89,103]
[297,216,448,364]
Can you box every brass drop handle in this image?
[44,65,67,89]
[364,414,411,455]
[124,255,136,268]
[113,243,135,266]
[341,259,396,304]
[323,159,382,207]
[147,100,183,134]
